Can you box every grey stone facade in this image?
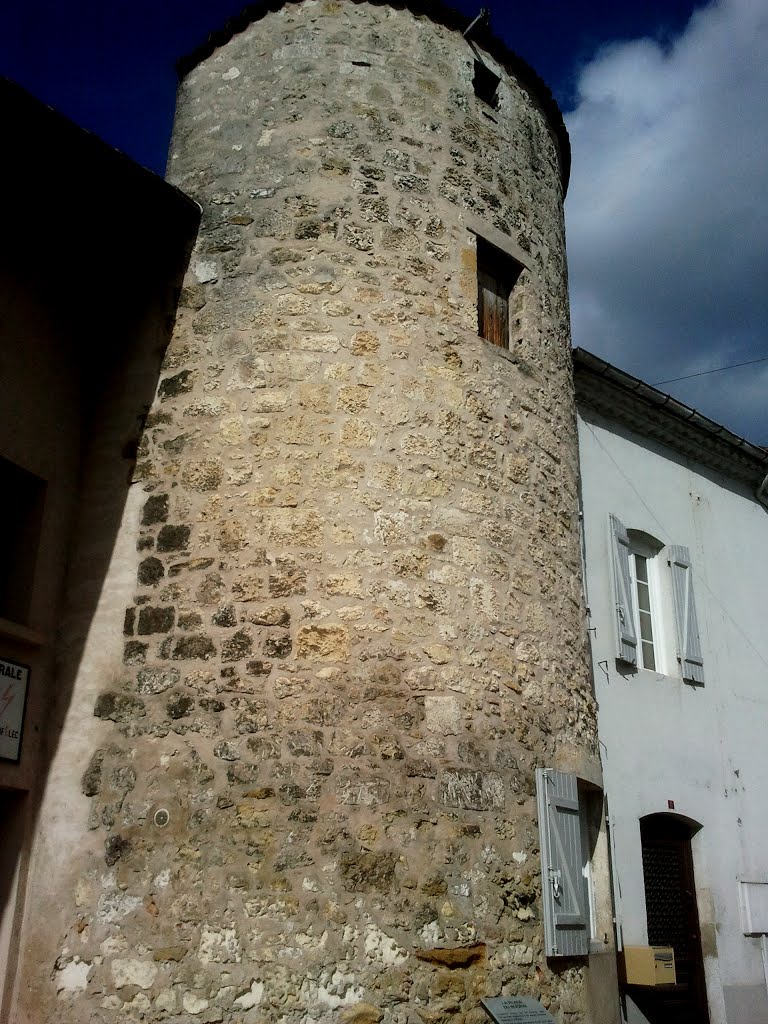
[10,3,603,1022]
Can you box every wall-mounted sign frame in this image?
[481,997,556,1024]
[739,880,768,936]
[0,656,31,762]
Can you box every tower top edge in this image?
[174,0,570,191]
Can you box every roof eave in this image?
[573,347,768,491]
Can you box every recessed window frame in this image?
[579,782,597,943]
[0,457,46,627]
[536,768,611,957]
[476,236,523,350]
[632,551,657,670]
[473,59,500,109]
[627,545,660,672]
[626,530,674,676]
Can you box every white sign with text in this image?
[0,657,30,762]
[481,997,556,1024]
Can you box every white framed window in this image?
[627,533,666,673]
[609,514,705,683]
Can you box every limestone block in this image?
[296,625,350,661]
[440,769,505,810]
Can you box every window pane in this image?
[642,640,656,671]
[639,609,654,643]
[635,554,649,584]
[633,552,657,671]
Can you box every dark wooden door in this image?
[636,816,710,1024]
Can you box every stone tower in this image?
[10,3,605,1022]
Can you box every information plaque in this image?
[481,997,556,1024]
[0,656,30,762]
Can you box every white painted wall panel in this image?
[578,407,768,1024]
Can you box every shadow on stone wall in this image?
[0,78,199,1015]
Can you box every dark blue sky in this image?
[1,0,701,174]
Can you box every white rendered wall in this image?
[578,408,768,1024]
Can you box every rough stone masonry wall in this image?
[37,3,598,1022]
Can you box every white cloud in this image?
[565,0,768,443]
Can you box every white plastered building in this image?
[574,348,768,1024]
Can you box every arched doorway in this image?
[636,814,710,1024]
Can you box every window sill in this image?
[616,660,684,685]
[639,666,704,688]
[0,617,46,648]
[475,334,523,368]
[640,667,689,685]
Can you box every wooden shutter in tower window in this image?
[609,513,638,666]
[668,545,705,684]
[478,265,509,348]
[477,238,523,349]
[536,768,589,957]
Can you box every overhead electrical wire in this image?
[654,354,768,386]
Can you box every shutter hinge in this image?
[550,868,562,901]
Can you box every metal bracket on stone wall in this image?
[463,8,490,38]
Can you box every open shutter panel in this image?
[536,768,589,957]
[609,514,638,666]
[668,545,705,684]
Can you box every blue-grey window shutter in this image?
[609,514,638,666]
[668,545,705,683]
[535,768,589,957]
